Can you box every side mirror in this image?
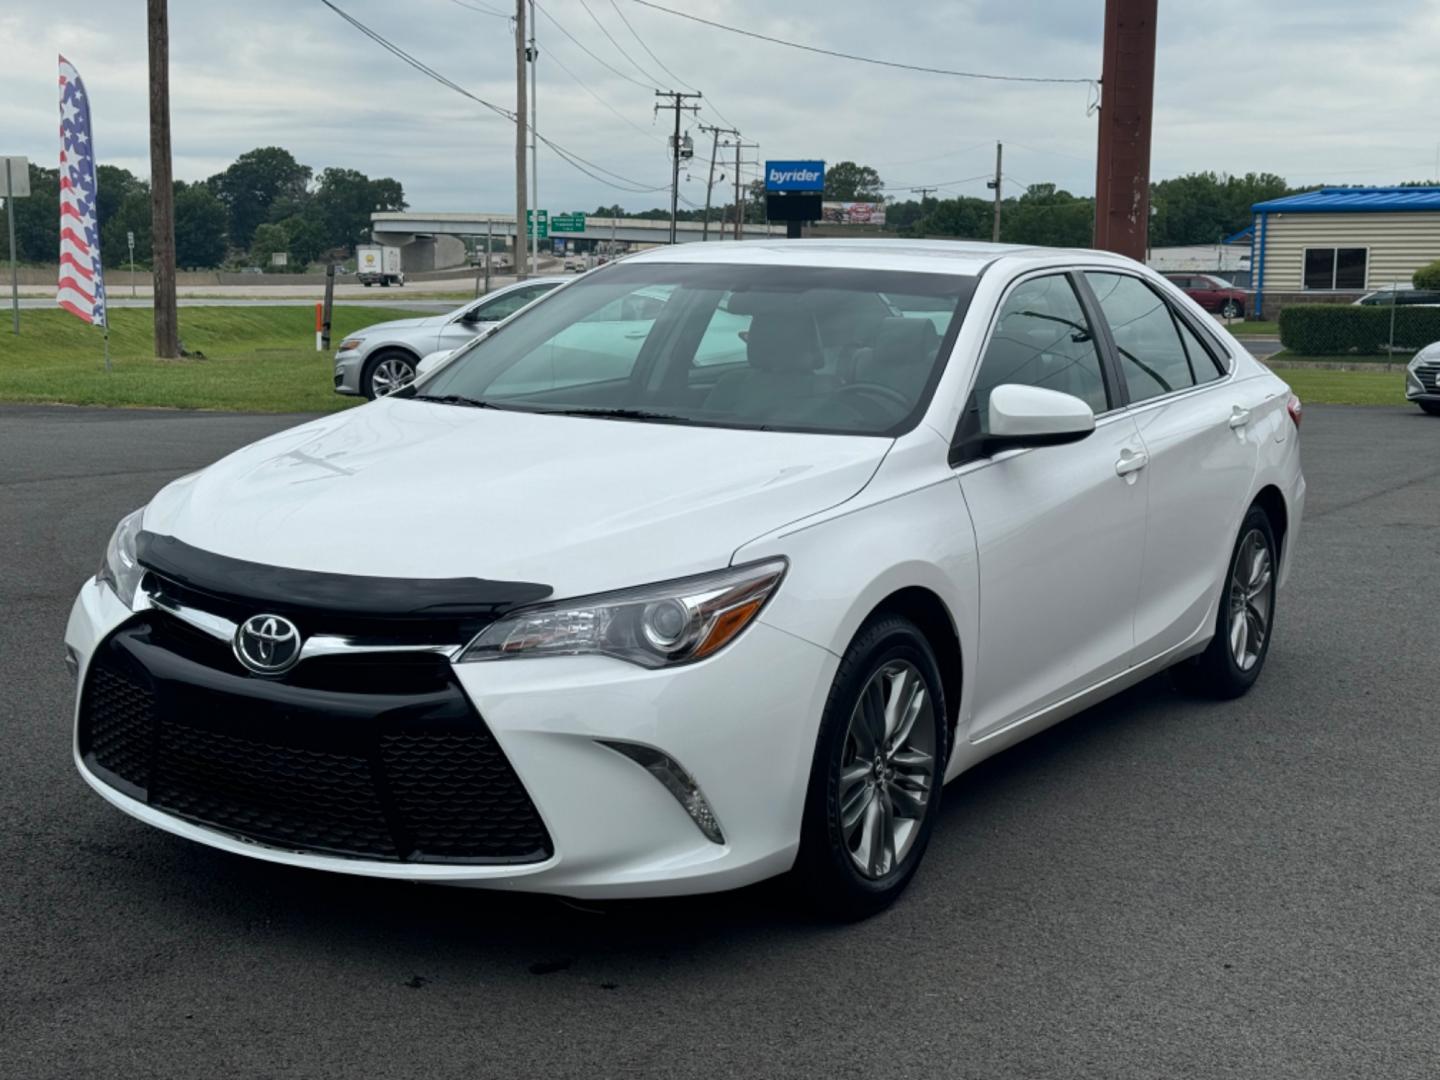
[415,349,453,380]
[984,383,1095,452]
[460,307,483,324]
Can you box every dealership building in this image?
[1249,187,1440,317]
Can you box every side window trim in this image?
[1069,269,1130,409]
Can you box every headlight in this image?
[97,508,146,608]
[337,337,365,352]
[459,559,787,668]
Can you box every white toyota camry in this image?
[66,240,1305,918]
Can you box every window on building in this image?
[1303,247,1368,290]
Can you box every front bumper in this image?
[333,350,364,396]
[1407,359,1440,401]
[65,578,836,897]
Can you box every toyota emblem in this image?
[233,614,302,675]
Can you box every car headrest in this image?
[746,310,823,373]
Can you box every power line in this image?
[607,0,694,91]
[320,0,665,193]
[544,36,664,144]
[627,0,1096,86]
[576,0,665,86]
[446,0,510,19]
[533,0,656,91]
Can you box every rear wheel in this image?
[362,351,417,399]
[1172,505,1277,698]
[1420,401,1440,416]
[793,615,948,920]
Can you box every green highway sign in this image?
[525,209,549,239]
[552,212,587,233]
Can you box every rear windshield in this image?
[415,262,977,436]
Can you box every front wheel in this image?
[793,615,948,920]
[362,351,417,399]
[1221,299,1243,319]
[1172,505,1277,698]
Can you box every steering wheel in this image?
[836,381,911,410]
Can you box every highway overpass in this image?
[371,211,786,248]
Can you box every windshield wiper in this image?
[410,393,501,409]
[543,406,688,422]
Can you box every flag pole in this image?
[102,325,111,373]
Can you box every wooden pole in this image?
[1092,0,1157,260]
[147,0,179,358]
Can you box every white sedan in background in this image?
[68,240,1304,919]
[333,277,566,398]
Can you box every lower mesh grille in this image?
[78,623,551,864]
[152,723,398,858]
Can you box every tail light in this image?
[1286,393,1303,429]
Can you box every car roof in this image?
[619,238,1143,277]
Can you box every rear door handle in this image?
[1228,406,1252,429]
[1115,449,1149,477]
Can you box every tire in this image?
[361,350,418,399]
[1419,401,1440,416]
[792,615,949,920]
[1221,299,1243,319]
[1172,504,1278,699]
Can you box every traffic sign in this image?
[552,212,587,233]
[525,209,549,239]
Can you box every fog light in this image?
[64,646,80,682]
[599,740,725,845]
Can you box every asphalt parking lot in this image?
[4,402,1438,1078]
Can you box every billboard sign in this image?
[765,160,824,193]
[821,201,886,226]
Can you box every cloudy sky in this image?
[3,0,1439,213]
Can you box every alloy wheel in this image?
[1228,528,1273,671]
[371,357,415,397]
[838,660,937,879]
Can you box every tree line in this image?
[1,146,406,271]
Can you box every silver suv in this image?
[334,278,565,398]
[1406,344,1440,416]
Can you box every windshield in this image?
[414,262,976,435]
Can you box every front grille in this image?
[79,620,552,864]
[1417,362,1440,392]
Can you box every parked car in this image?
[1164,273,1250,319]
[68,241,1304,919]
[333,277,566,398]
[1405,343,1440,415]
[1354,287,1440,307]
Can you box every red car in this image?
[1164,274,1250,319]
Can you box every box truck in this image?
[356,244,405,287]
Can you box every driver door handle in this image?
[1115,449,1149,477]
[1228,406,1252,429]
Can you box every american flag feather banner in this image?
[57,54,107,328]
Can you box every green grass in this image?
[1274,368,1409,406]
[1267,351,1414,366]
[1225,319,1278,337]
[0,306,418,412]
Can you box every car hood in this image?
[353,315,449,336]
[143,398,890,597]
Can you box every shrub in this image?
[1278,303,1440,355]
[1413,260,1440,291]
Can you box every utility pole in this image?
[147,0,179,357]
[987,142,1003,243]
[909,187,938,203]
[733,142,759,239]
[514,0,528,281]
[528,0,538,275]
[1093,0,1157,260]
[699,124,738,242]
[485,219,493,294]
[654,90,701,244]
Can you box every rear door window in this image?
[1085,272,1196,403]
